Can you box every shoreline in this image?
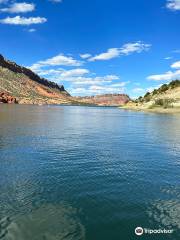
[0,102,118,108]
[119,105,180,114]
[1,102,180,113]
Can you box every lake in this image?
[0,105,179,240]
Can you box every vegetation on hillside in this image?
[137,80,180,102]
[135,80,180,108]
[122,80,180,112]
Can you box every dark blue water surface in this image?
[0,105,179,240]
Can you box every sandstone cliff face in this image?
[0,54,74,105]
[76,94,130,106]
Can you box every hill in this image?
[122,80,180,113]
[75,94,130,106]
[0,54,75,105]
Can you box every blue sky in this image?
[0,0,180,97]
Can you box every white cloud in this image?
[60,68,89,78]
[89,85,123,93]
[164,56,173,60]
[89,41,151,61]
[1,2,35,13]
[28,28,36,32]
[89,48,120,61]
[147,70,180,81]
[119,42,151,55]
[30,54,83,71]
[111,82,129,87]
[80,53,92,59]
[146,85,161,93]
[166,0,180,10]
[29,54,127,89]
[0,16,47,25]
[147,60,180,81]
[132,88,144,93]
[29,63,43,72]
[32,65,120,86]
[69,84,125,96]
[146,87,154,93]
[39,54,83,67]
[171,61,180,68]
[58,74,119,85]
[69,88,87,95]
[31,68,64,76]
[131,85,163,98]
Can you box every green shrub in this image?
[137,96,143,102]
[144,92,150,98]
[143,92,151,102]
[159,84,168,93]
[154,98,173,108]
[152,89,158,95]
[169,80,180,89]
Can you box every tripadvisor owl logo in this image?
[135,227,144,236]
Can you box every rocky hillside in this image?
[76,94,130,106]
[0,54,75,105]
[123,80,180,112]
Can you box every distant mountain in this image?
[76,94,130,106]
[0,54,75,105]
[123,80,180,112]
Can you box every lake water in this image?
[0,105,179,240]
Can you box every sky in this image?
[0,0,180,97]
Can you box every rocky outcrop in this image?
[76,94,130,106]
[0,92,18,104]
